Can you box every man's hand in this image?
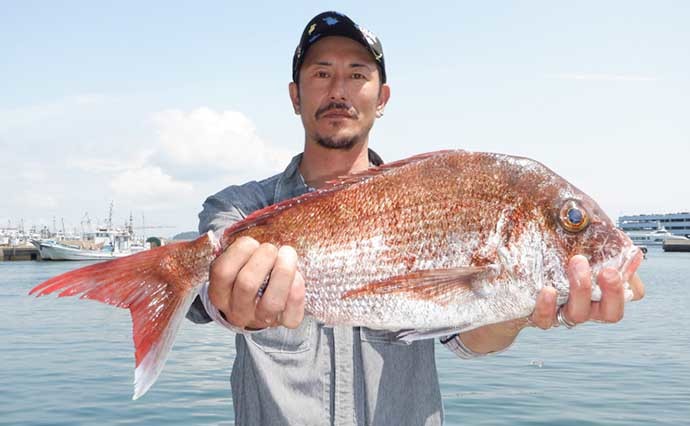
[529,254,645,329]
[208,236,306,330]
[459,253,646,354]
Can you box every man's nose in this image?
[327,74,347,100]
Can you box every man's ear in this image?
[289,82,300,114]
[376,84,391,118]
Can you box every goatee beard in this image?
[315,136,358,150]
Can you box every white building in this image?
[618,212,690,238]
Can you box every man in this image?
[187,11,645,425]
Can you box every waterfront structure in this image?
[618,212,690,238]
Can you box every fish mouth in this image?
[596,244,642,302]
[597,245,642,277]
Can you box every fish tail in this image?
[29,232,220,399]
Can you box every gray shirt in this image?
[187,150,479,425]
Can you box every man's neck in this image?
[299,140,371,189]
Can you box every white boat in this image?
[33,240,130,261]
[30,202,155,261]
[32,227,148,261]
[625,228,690,246]
[31,239,57,260]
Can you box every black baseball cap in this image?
[292,11,386,84]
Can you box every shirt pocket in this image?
[359,327,411,346]
[247,317,314,354]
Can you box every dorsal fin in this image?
[222,150,459,239]
[321,149,458,187]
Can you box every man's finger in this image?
[563,255,592,324]
[628,273,645,301]
[621,249,644,301]
[254,246,298,324]
[281,271,306,329]
[208,237,260,315]
[592,267,625,323]
[229,243,278,326]
[623,250,643,282]
[530,287,558,330]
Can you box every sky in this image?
[1,1,689,237]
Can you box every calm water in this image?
[1,249,688,425]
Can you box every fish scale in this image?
[29,149,641,399]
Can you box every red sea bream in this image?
[30,150,642,399]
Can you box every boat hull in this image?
[35,241,133,261]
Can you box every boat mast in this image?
[107,201,114,230]
[128,212,134,237]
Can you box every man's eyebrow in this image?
[305,61,373,70]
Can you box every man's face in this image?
[289,36,390,150]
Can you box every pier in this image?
[0,246,40,261]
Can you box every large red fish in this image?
[30,150,642,399]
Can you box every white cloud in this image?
[21,193,59,210]
[151,107,291,175]
[17,162,50,184]
[111,166,194,201]
[68,149,154,174]
[551,73,657,82]
[1,96,294,234]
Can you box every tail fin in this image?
[29,233,218,399]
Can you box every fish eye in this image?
[559,200,590,233]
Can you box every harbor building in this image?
[618,212,690,238]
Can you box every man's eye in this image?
[316,71,329,78]
[352,73,366,80]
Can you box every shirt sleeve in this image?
[196,282,262,334]
[185,190,246,326]
[197,193,246,235]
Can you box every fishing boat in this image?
[31,203,149,261]
[32,228,146,261]
[31,228,148,260]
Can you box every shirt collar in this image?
[273,148,384,202]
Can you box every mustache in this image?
[315,102,358,119]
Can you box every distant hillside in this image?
[172,231,199,241]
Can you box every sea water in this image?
[1,248,688,425]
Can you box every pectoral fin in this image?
[341,265,498,303]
